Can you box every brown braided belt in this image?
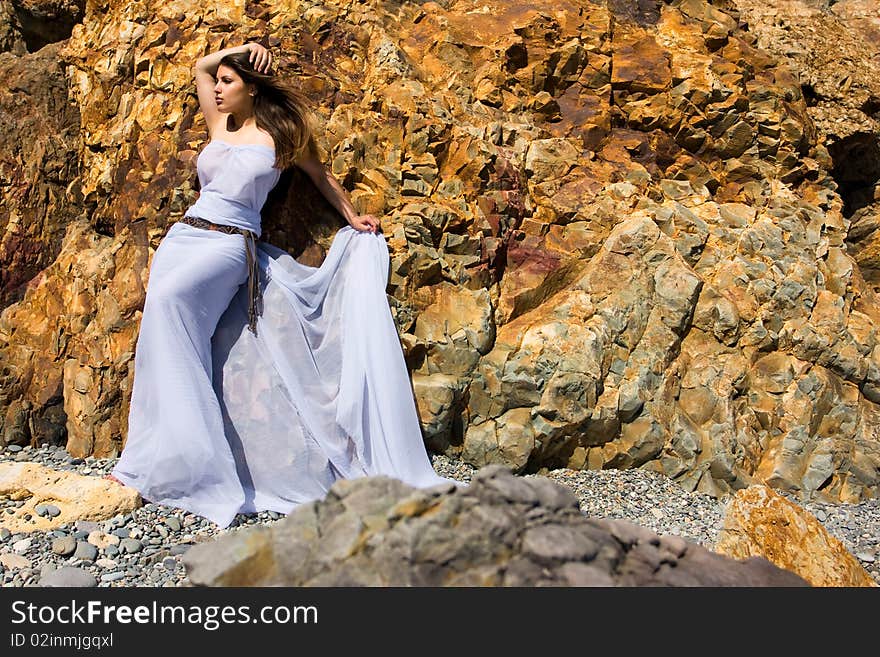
[176,216,262,336]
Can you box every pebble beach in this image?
[1,443,878,587]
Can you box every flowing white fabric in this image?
[112,221,463,528]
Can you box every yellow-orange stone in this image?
[0,462,142,533]
[714,485,876,587]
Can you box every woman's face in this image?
[214,64,254,114]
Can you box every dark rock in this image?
[182,469,810,587]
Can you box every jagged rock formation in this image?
[182,464,810,586]
[729,0,880,293]
[1,0,879,505]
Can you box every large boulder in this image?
[182,466,809,586]
[714,484,876,587]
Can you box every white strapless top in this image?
[183,139,281,238]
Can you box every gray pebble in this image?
[73,541,97,562]
[0,528,10,542]
[162,557,177,571]
[856,551,876,563]
[51,536,77,556]
[39,567,97,587]
[100,572,126,583]
[7,445,22,452]
[45,505,61,518]
[112,528,130,539]
[165,517,182,532]
[169,544,191,556]
[104,545,119,557]
[35,504,49,517]
[120,538,143,554]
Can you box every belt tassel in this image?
[244,231,261,336]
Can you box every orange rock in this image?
[715,484,876,587]
[0,461,142,534]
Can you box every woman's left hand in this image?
[349,214,382,233]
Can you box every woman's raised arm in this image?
[192,43,272,134]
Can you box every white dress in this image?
[111,139,463,528]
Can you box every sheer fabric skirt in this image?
[112,221,461,528]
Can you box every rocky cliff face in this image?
[728,0,880,285]
[1,0,878,505]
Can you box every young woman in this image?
[105,42,461,528]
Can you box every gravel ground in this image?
[1,443,877,586]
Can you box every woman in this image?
[106,42,461,528]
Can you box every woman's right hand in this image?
[247,42,272,73]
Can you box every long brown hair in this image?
[218,51,320,170]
